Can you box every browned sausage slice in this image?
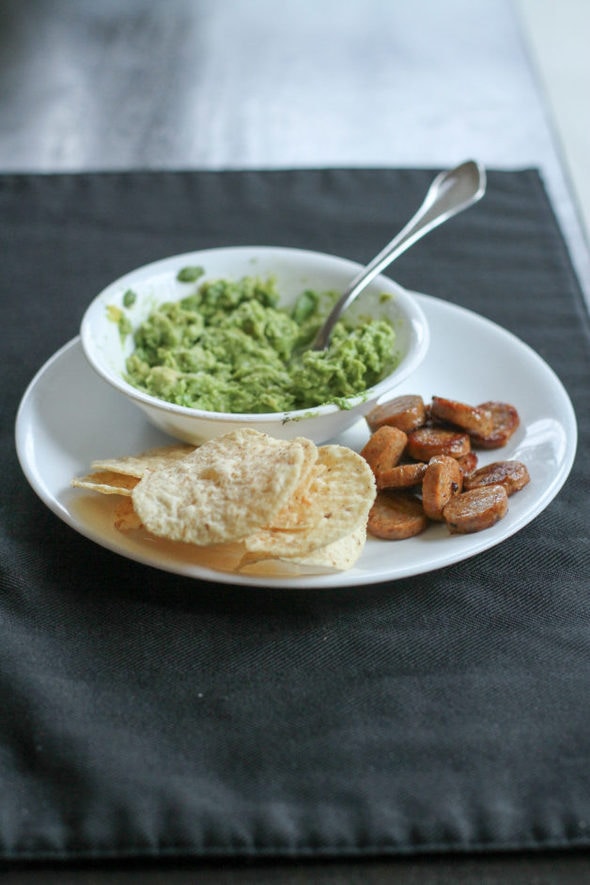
[431,396,494,436]
[366,394,427,433]
[463,460,530,496]
[470,401,520,449]
[376,461,427,490]
[456,451,479,477]
[422,455,464,521]
[406,426,471,462]
[360,425,408,480]
[368,491,429,540]
[443,485,508,534]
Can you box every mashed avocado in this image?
[124,274,397,413]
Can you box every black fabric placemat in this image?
[2,168,590,864]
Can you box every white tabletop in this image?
[0,0,588,299]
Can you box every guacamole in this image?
[123,274,397,413]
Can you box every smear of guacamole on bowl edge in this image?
[121,272,397,413]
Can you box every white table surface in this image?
[517,0,590,248]
[0,0,588,304]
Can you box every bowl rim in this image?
[80,245,430,422]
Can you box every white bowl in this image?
[80,246,430,445]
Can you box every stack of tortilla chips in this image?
[72,428,376,575]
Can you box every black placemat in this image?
[2,169,590,864]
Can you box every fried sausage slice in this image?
[470,401,520,449]
[368,491,429,540]
[463,460,530,496]
[422,455,464,521]
[360,425,408,480]
[406,426,471,462]
[376,461,427,490]
[366,394,427,433]
[443,485,508,534]
[456,451,478,477]
[431,396,494,437]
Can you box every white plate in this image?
[15,293,577,589]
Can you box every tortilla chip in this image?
[240,524,367,574]
[244,444,376,557]
[90,443,195,478]
[72,432,374,575]
[131,428,315,546]
[113,497,143,531]
[71,471,140,496]
[283,524,367,570]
